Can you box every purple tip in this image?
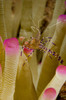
[38,62,41,65]
[0,64,2,71]
[4,38,19,55]
[56,65,66,77]
[43,88,56,100]
[58,15,66,22]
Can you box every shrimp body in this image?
[19,36,40,50]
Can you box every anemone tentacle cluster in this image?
[0,0,66,100]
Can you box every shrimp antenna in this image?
[30,16,41,39]
[48,21,61,29]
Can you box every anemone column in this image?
[2,38,20,100]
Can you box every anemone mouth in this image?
[56,65,66,76]
[43,88,56,99]
[4,38,19,55]
[7,45,13,48]
[6,41,16,48]
[58,15,66,22]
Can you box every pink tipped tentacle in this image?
[57,15,66,22]
[4,38,19,56]
[43,88,56,100]
[56,65,66,78]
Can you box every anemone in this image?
[0,0,66,100]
